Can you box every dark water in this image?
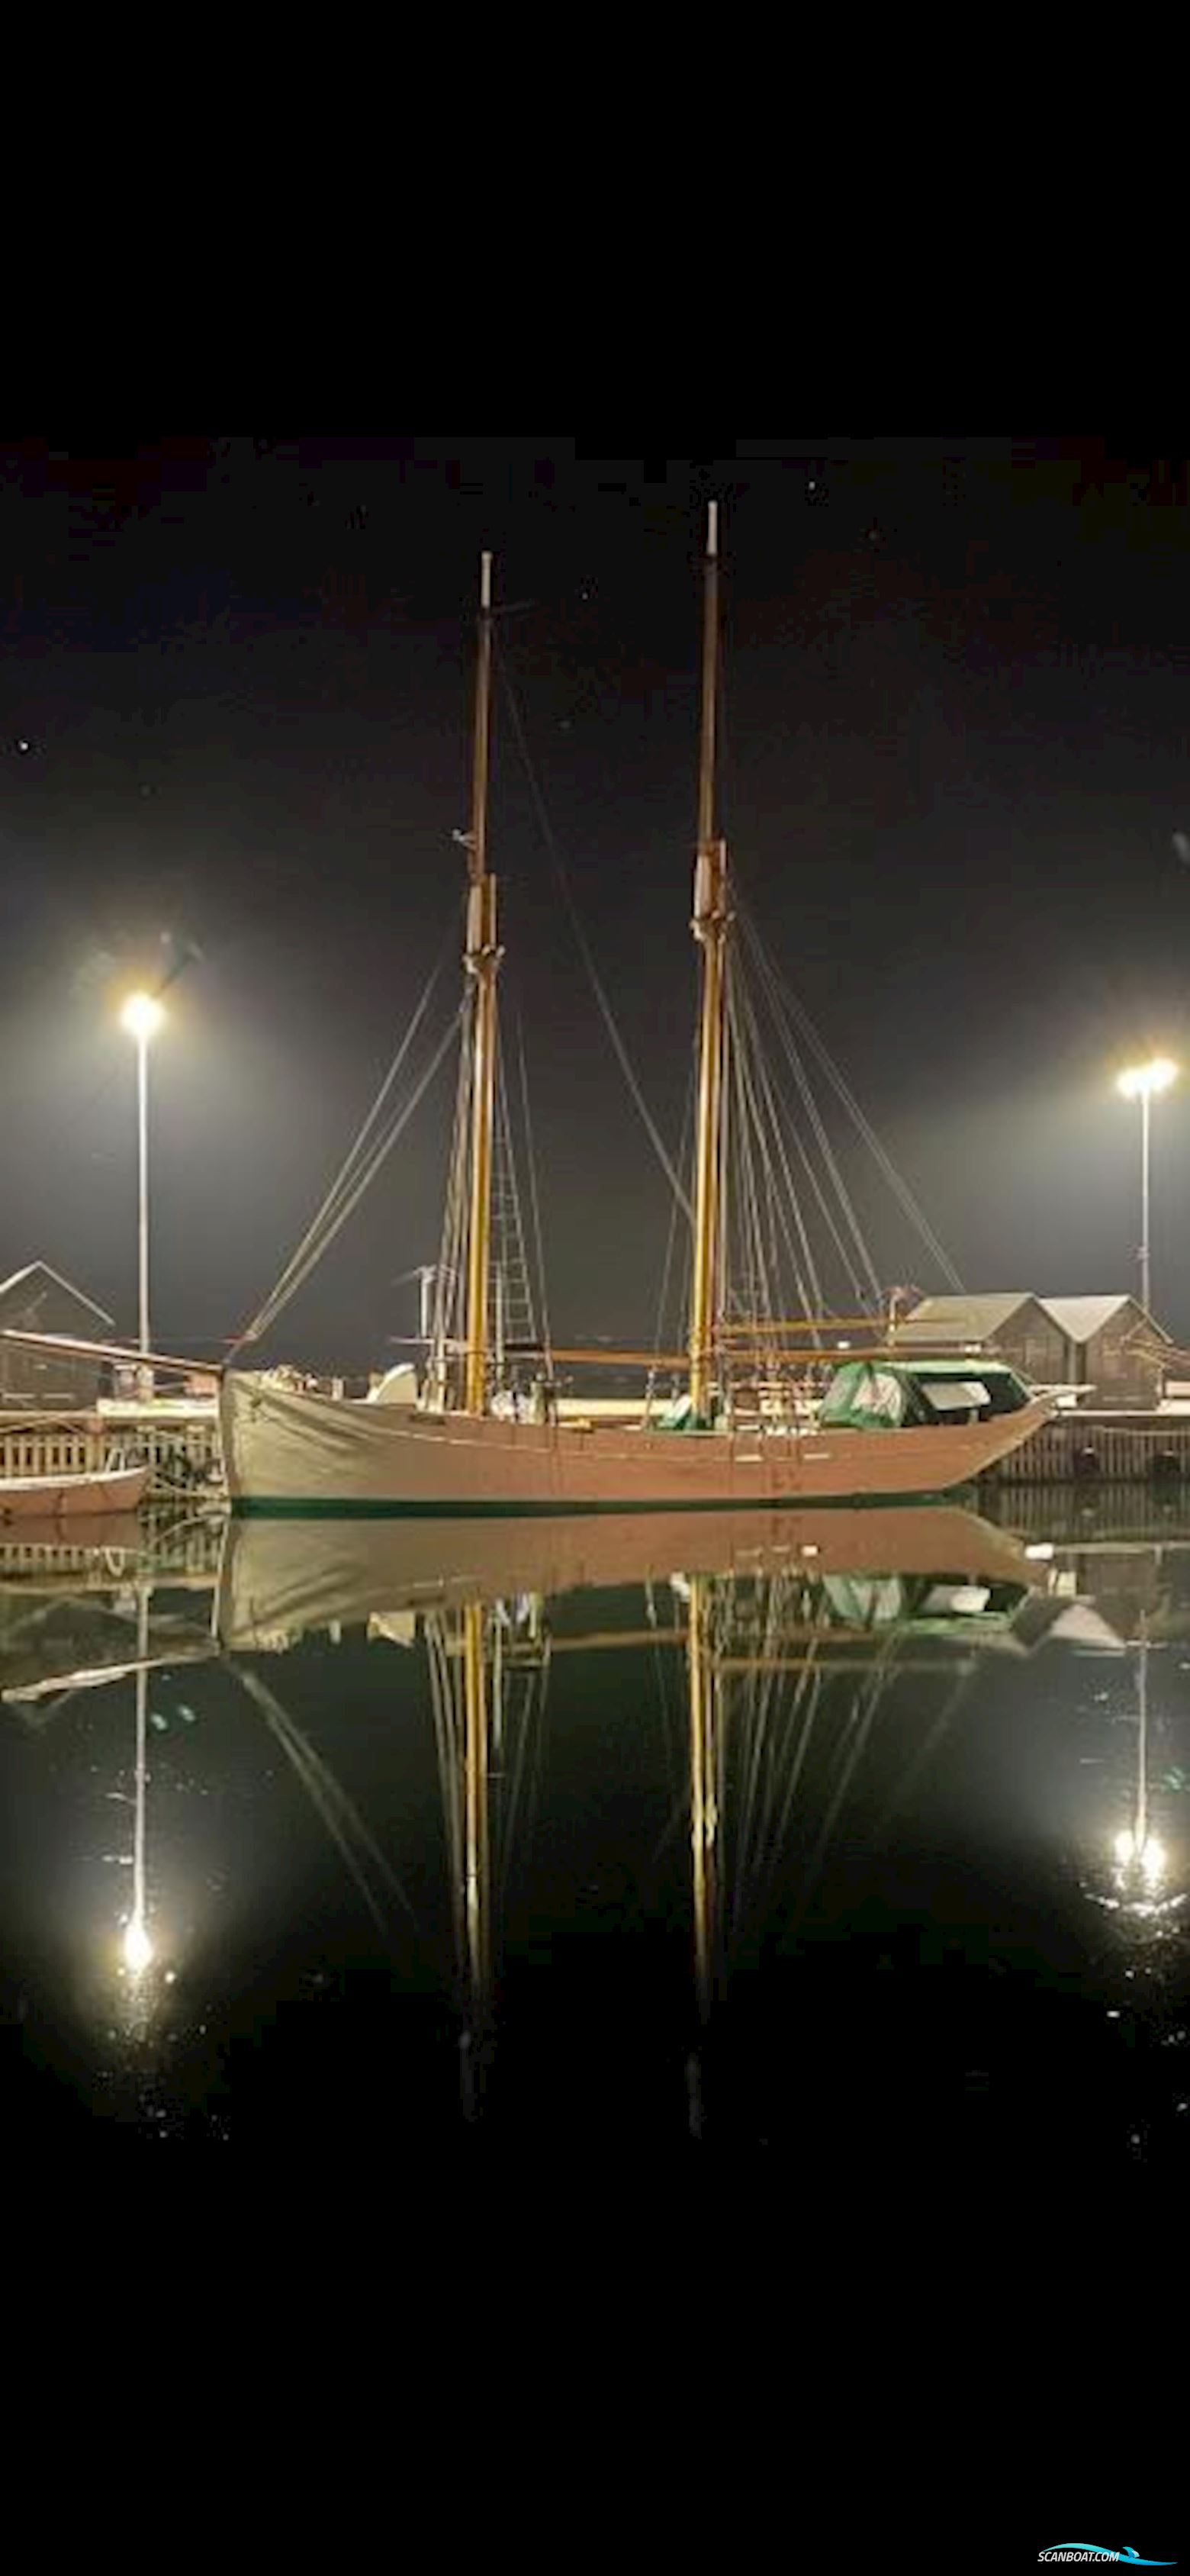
[3,1493,1190,2178]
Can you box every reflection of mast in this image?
[461,1597,492,2111]
[687,1572,721,2029]
[426,1589,548,2124]
[676,1560,998,2137]
[686,1570,722,2138]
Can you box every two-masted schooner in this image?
[219,511,1050,1514]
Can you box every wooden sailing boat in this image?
[219,512,1051,1515]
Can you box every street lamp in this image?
[119,991,165,1396]
[1117,1057,1177,1316]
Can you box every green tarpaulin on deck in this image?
[819,1363,909,1431]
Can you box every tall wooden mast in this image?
[689,502,728,1418]
[463,552,500,1415]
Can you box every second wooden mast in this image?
[463,551,500,1416]
[689,502,728,1420]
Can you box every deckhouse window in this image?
[918,1378,989,1415]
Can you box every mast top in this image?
[480,550,492,612]
[706,501,719,561]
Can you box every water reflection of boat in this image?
[216,1502,1040,1650]
[0,1511,223,1593]
[0,1585,213,1712]
[208,1502,1055,2128]
[11,1492,1190,2149]
[0,1514,222,1710]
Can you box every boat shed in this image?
[899,1293,1169,1409]
[0,1264,114,1409]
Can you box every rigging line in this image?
[789,1643,897,1933]
[867,1663,970,1851]
[310,898,463,1227]
[756,1653,825,1921]
[730,965,796,1342]
[497,649,693,1223]
[735,1592,809,1931]
[738,896,962,1290]
[497,1654,549,1914]
[233,903,462,1342]
[728,1602,786,1928]
[426,1616,468,1979]
[230,1660,420,1934]
[235,1004,465,1348]
[430,1001,474,1387]
[736,928,879,1306]
[516,1017,554,1370]
[730,951,831,1318]
[757,966,882,1306]
[731,945,822,1317]
[779,971,962,1289]
[653,1042,696,1371]
[725,969,769,1347]
[494,1022,537,1350]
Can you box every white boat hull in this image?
[0,1464,149,1525]
[220,1375,1052,1516]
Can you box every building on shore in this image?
[898,1293,1169,1410]
[0,1263,114,1409]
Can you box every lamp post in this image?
[1117,1057,1177,1317]
[120,992,165,1397]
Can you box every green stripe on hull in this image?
[230,1486,964,1519]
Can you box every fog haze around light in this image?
[4,435,1190,1362]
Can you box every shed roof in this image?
[902,1291,1170,1349]
[896,1294,1037,1344]
[0,1263,114,1325]
[1040,1294,1168,1345]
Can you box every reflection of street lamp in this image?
[1109,1622,1176,1912]
[1117,1058,1176,1316]
[122,1585,153,1980]
[123,1912,153,1976]
[120,991,165,1399]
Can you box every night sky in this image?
[4,435,1190,1367]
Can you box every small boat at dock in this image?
[0,1461,149,1526]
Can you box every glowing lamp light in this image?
[1142,1836,1167,1886]
[1113,1827,1167,1886]
[123,1915,154,1976]
[1118,1057,1177,1101]
[120,991,165,1043]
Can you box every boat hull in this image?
[220,1375,1052,1516]
[0,1464,149,1525]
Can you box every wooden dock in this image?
[990,1410,1190,1486]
